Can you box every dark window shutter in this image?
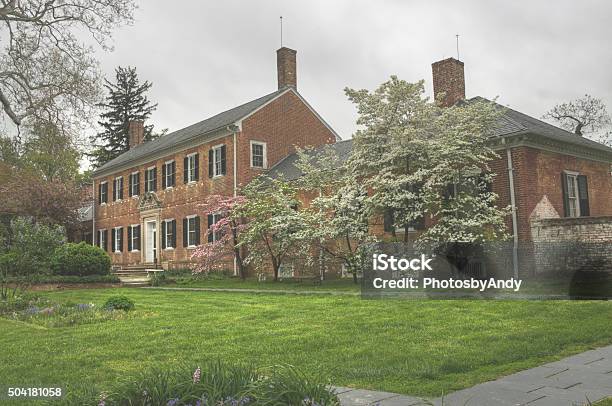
[96,230,100,245]
[161,221,167,249]
[184,157,189,183]
[162,164,167,189]
[383,209,394,232]
[577,175,590,217]
[182,218,188,247]
[103,230,108,252]
[195,216,201,245]
[208,149,214,178]
[220,146,227,175]
[119,178,124,200]
[172,220,177,248]
[561,172,570,217]
[119,228,123,252]
[172,161,176,186]
[207,214,214,243]
[127,226,133,252]
[129,175,133,196]
[194,153,200,181]
[136,173,140,195]
[144,170,149,192]
[98,183,102,204]
[152,168,157,191]
[112,180,116,202]
[111,229,116,252]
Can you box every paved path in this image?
[142,286,359,296]
[336,344,612,406]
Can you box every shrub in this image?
[51,242,111,276]
[103,295,135,311]
[51,361,339,406]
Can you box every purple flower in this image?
[193,366,201,383]
[167,398,179,406]
[76,303,93,311]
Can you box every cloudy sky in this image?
[94,0,612,141]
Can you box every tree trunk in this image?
[231,227,246,280]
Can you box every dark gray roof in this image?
[269,98,612,180]
[93,88,286,176]
[472,97,612,153]
[268,139,354,181]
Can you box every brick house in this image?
[91,47,338,271]
[92,50,612,276]
[269,58,612,276]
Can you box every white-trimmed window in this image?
[211,145,225,177]
[145,166,157,192]
[565,172,580,217]
[113,176,123,201]
[128,224,140,252]
[112,227,123,253]
[129,172,140,197]
[162,219,176,249]
[163,160,175,189]
[99,181,108,204]
[97,229,107,251]
[250,141,267,168]
[207,213,223,242]
[184,215,200,247]
[185,153,198,183]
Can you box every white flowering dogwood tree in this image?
[234,175,314,282]
[294,145,374,283]
[344,76,509,248]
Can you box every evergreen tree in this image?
[90,66,158,168]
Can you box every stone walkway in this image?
[336,344,612,405]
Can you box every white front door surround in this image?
[145,220,157,263]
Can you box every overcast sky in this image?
[94,0,612,142]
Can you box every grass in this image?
[0,288,611,401]
[596,399,612,406]
[167,275,360,292]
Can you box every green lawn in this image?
[167,275,360,291]
[1,288,611,401]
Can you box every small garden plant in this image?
[103,295,135,311]
[55,361,339,405]
[0,294,140,328]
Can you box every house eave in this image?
[490,132,612,164]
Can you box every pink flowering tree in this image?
[190,195,248,279]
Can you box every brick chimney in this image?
[431,57,465,107]
[277,47,297,90]
[128,120,145,149]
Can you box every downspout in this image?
[504,138,519,279]
[232,130,238,277]
[92,180,96,246]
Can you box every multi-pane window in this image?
[113,176,123,201]
[183,215,200,247]
[112,227,123,253]
[185,153,199,183]
[145,167,157,192]
[128,225,140,252]
[99,182,108,204]
[129,172,140,196]
[207,213,223,242]
[163,160,176,189]
[97,229,107,251]
[250,141,267,168]
[162,219,177,249]
[209,145,226,177]
[565,173,580,217]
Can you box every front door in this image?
[145,220,157,263]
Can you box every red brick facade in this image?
[93,89,336,270]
